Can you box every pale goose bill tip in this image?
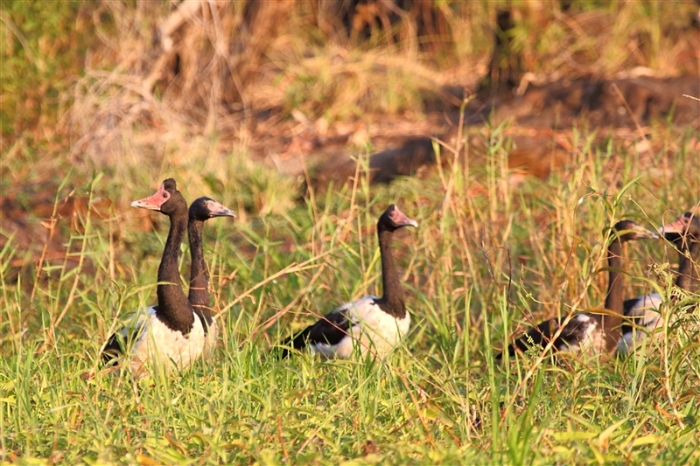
[624,224,660,240]
[391,205,419,228]
[207,200,236,218]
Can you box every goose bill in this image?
[659,216,688,236]
[390,206,419,228]
[205,200,236,218]
[624,225,660,240]
[131,183,169,211]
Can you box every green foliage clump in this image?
[1,0,95,137]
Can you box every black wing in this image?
[497,314,600,360]
[497,318,558,360]
[101,318,148,366]
[101,331,128,366]
[623,296,645,315]
[620,297,642,337]
[280,306,353,358]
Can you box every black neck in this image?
[188,218,214,326]
[156,209,195,333]
[376,227,406,318]
[676,240,700,291]
[604,238,624,335]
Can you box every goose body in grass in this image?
[620,293,664,338]
[188,197,235,358]
[282,205,418,359]
[618,212,700,354]
[102,180,233,378]
[498,220,659,360]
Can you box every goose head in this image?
[378,204,419,232]
[131,178,186,215]
[660,212,700,243]
[189,197,236,221]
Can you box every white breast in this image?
[118,307,207,379]
[311,296,411,360]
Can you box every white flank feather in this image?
[310,296,411,359]
[617,293,663,355]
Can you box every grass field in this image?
[2,0,700,463]
[1,122,699,464]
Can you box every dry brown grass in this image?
[3,1,698,207]
[60,1,698,159]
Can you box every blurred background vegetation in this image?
[2,0,698,147]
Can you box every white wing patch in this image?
[627,293,663,327]
[559,314,604,355]
[576,315,606,355]
[310,296,411,360]
[618,293,663,355]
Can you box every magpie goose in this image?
[498,220,659,360]
[282,204,418,359]
[618,212,700,354]
[188,197,235,359]
[102,180,229,378]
